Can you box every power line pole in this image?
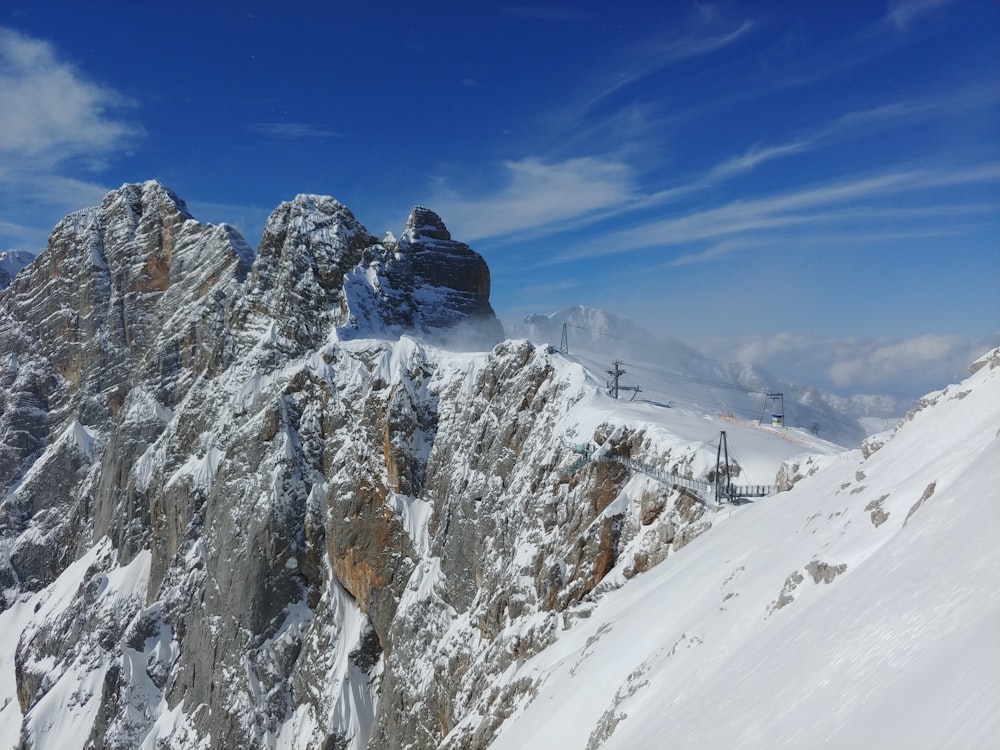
[560,322,569,356]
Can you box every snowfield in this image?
[480,349,1000,750]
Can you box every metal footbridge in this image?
[568,434,775,506]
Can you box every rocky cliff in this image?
[0,182,721,750]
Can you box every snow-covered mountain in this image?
[513,305,907,446]
[0,182,994,750]
[0,250,35,290]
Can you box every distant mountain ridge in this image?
[0,249,34,290]
[513,305,907,445]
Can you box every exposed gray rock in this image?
[0,183,705,750]
[804,560,847,584]
[768,570,804,613]
[865,494,890,527]
[904,481,937,526]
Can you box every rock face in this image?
[0,182,707,750]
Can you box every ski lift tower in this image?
[758,392,784,427]
[606,360,642,401]
[715,430,732,503]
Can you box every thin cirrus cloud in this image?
[665,223,977,269]
[579,19,754,117]
[653,94,982,200]
[442,89,986,253]
[246,122,341,140]
[429,157,636,242]
[886,0,956,31]
[555,162,1000,263]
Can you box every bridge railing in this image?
[572,446,776,504]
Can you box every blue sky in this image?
[1,1,998,397]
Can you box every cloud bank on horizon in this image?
[0,1,996,399]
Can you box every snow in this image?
[166,445,224,493]
[274,575,379,750]
[23,663,106,750]
[0,595,39,748]
[513,305,904,446]
[0,542,152,750]
[482,354,1000,750]
[136,700,190,750]
[389,493,434,556]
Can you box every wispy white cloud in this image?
[530,90,990,247]
[0,27,141,251]
[0,26,141,168]
[667,239,752,268]
[677,95,976,191]
[664,220,978,269]
[430,157,636,241]
[696,332,996,395]
[558,162,1000,262]
[246,122,341,139]
[18,174,112,210]
[703,141,810,182]
[654,19,755,64]
[581,19,754,116]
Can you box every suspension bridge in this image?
[567,431,775,507]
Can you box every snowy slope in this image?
[478,348,1000,750]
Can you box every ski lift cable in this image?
[564,324,762,389]
[615,358,767,395]
[566,323,861,431]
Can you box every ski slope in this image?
[481,348,1000,749]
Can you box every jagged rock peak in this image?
[39,180,253,293]
[389,205,497,337]
[247,192,380,347]
[252,193,376,280]
[100,179,194,224]
[403,206,452,242]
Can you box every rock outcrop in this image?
[0,182,706,750]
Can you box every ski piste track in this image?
[567,443,775,507]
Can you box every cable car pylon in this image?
[607,360,642,401]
